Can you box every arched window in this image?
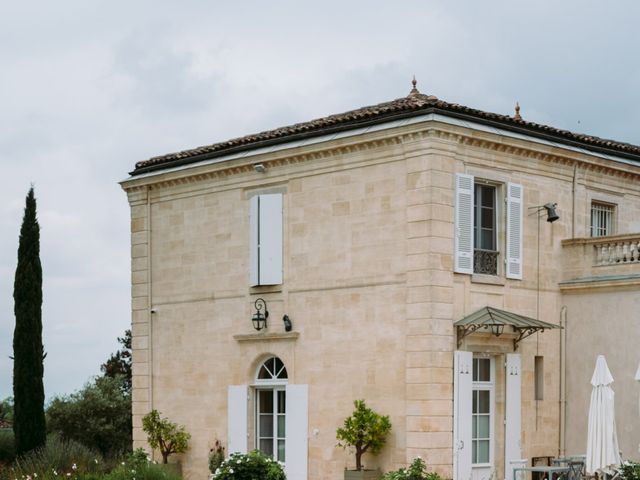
[256,356,288,382]
[255,356,287,462]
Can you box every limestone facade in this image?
[122,111,640,479]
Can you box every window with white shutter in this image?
[455,174,474,274]
[454,175,524,280]
[250,194,283,286]
[506,183,523,280]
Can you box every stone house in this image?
[120,81,640,480]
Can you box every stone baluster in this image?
[622,242,629,262]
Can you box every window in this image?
[534,356,544,401]
[255,357,288,462]
[455,174,523,279]
[472,358,493,465]
[474,184,497,275]
[250,194,283,286]
[591,202,614,237]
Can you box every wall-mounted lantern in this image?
[252,298,269,331]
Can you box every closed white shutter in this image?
[249,196,260,286]
[506,183,523,280]
[285,384,308,480]
[227,385,248,454]
[258,193,283,285]
[455,174,474,274]
[505,354,522,480]
[249,194,283,286]
[453,351,473,480]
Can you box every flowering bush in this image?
[382,458,442,480]
[617,461,640,480]
[212,451,285,480]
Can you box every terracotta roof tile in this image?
[132,92,640,175]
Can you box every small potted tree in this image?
[142,409,191,474]
[336,399,392,480]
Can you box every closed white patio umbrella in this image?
[586,355,621,476]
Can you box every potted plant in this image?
[142,409,191,475]
[337,399,392,480]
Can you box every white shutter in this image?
[249,196,260,286]
[227,385,248,454]
[453,351,473,480]
[285,384,308,480]
[506,183,523,280]
[505,354,522,480]
[258,193,283,285]
[249,194,283,286]
[455,174,474,275]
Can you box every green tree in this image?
[12,186,46,456]
[101,329,132,393]
[47,375,132,457]
[142,410,191,464]
[336,399,392,471]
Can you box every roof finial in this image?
[514,102,522,120]
[409,75,420,95]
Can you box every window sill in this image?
[471,274,505,286]
[234,332,299,343]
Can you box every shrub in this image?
[212,451,285,480]
[336,399,392,471]
[0,428,15,463]
[208,440,225,475]
[107,449,181,480]
[382,458,442,480]
[9,434,103,479]
[141,410,190,464]
[47,375,132,458]
[617,461,640,480]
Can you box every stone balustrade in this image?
[594,236,640,265]
[561,233,640,281]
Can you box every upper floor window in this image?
[455,174,523,279]
[250,193,283,286]
[590,202,615,237]
[474,184,497,275]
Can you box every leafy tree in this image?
[13,186,46,456]
[47,375,132,457]
[101,329,132,393]
[142,410,191,464]
[0,397,14,426]
[336,399,392,471]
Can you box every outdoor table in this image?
[513,465,571,480]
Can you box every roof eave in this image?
[130,105,640,177]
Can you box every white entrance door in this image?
[471,357,495,480]
[504,354,522,480]
[454,351,473,480]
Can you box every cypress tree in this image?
[13,186,46,455]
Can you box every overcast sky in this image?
[1,1,639,400]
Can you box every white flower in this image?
[53,471,58,476]
[131,470,136,474]
[229,468,234,474]
[66,474,71,477]
[72,464,77,471]
[121,462,126,466]
[94,459,99,464]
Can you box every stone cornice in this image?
[233,332,300,342]
[120,124,640,194]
